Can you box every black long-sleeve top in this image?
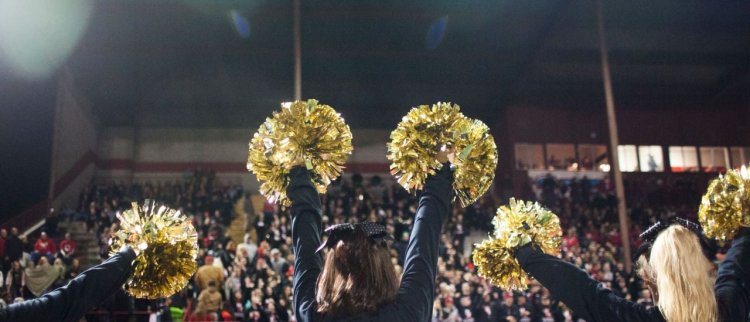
[289,165,452,322]
[515,230,750,322]
[0,247,136,322]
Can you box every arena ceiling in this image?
[66,0,750,128]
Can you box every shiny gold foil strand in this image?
[247,99,353,206]
[451,117,498,207]
[387,102,497,206]
[387,102,465,191]
[110,200,198,299]
[472,198,562,290]
[698,165,750,244]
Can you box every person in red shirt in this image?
[32,232,56,264]
[57,233,76,265]
[563,228,579,251]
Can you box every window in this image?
[618,145,639,172]
[578,144,608,171]
[638,146,664,172]
[699,147,729,172]
[546,144,576,170]
[730,147,750,169]
[514,144,544,170]
[669,146,699,172]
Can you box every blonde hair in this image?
[640,225,717,322]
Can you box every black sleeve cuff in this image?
[287,166,322,215]
[422,163,453,198]
[288,166,315,191]
[119,247,137,263]
[515,244,539,269]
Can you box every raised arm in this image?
[515,245,663,322]
[397,163,452,322]
[1,247,136,322]
[287,166,324,322]
[714,229,750,322]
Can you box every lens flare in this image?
[425,16,448,50]
[0,0,93,80]
[229,10,251,39]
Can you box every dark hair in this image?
[316,229,398,317]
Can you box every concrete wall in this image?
[49,71,99,210]
[94,127,394,191]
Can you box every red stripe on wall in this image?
[53,150,97,198]
[133,161,247,172]
[95,158,133,170]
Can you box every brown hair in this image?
[316,229,399,317]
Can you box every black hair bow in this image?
[315,222,394,253]
[634,217,712,261]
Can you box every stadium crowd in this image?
[3,169,709,321]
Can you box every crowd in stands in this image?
[3,169,717,321]
[0,225,82,307]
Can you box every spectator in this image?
[194,256,224,293]
[223,268,241,301]
[237,233,257,261]
[64,258,81,281]
[5,228,22,264]
[43,208,60,238]
[268,248,287,276]
[31,232,56,264]
[24,257,63,298]
[224,290,245,321]
[193,280,222,320]
[5,261,24,299]
[57,233,76,266]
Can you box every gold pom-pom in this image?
[472,198,562,290]
[699,165,750,244]
[247,99,353,206]
[451,117,498,207]
[110,200,198,299]
[387,102,497,207]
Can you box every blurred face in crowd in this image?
[0,229,6,238]
[460,296,471,308]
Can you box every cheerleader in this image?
[514,217,749,321]
[0,247,135,322]
[289,155,453,321]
